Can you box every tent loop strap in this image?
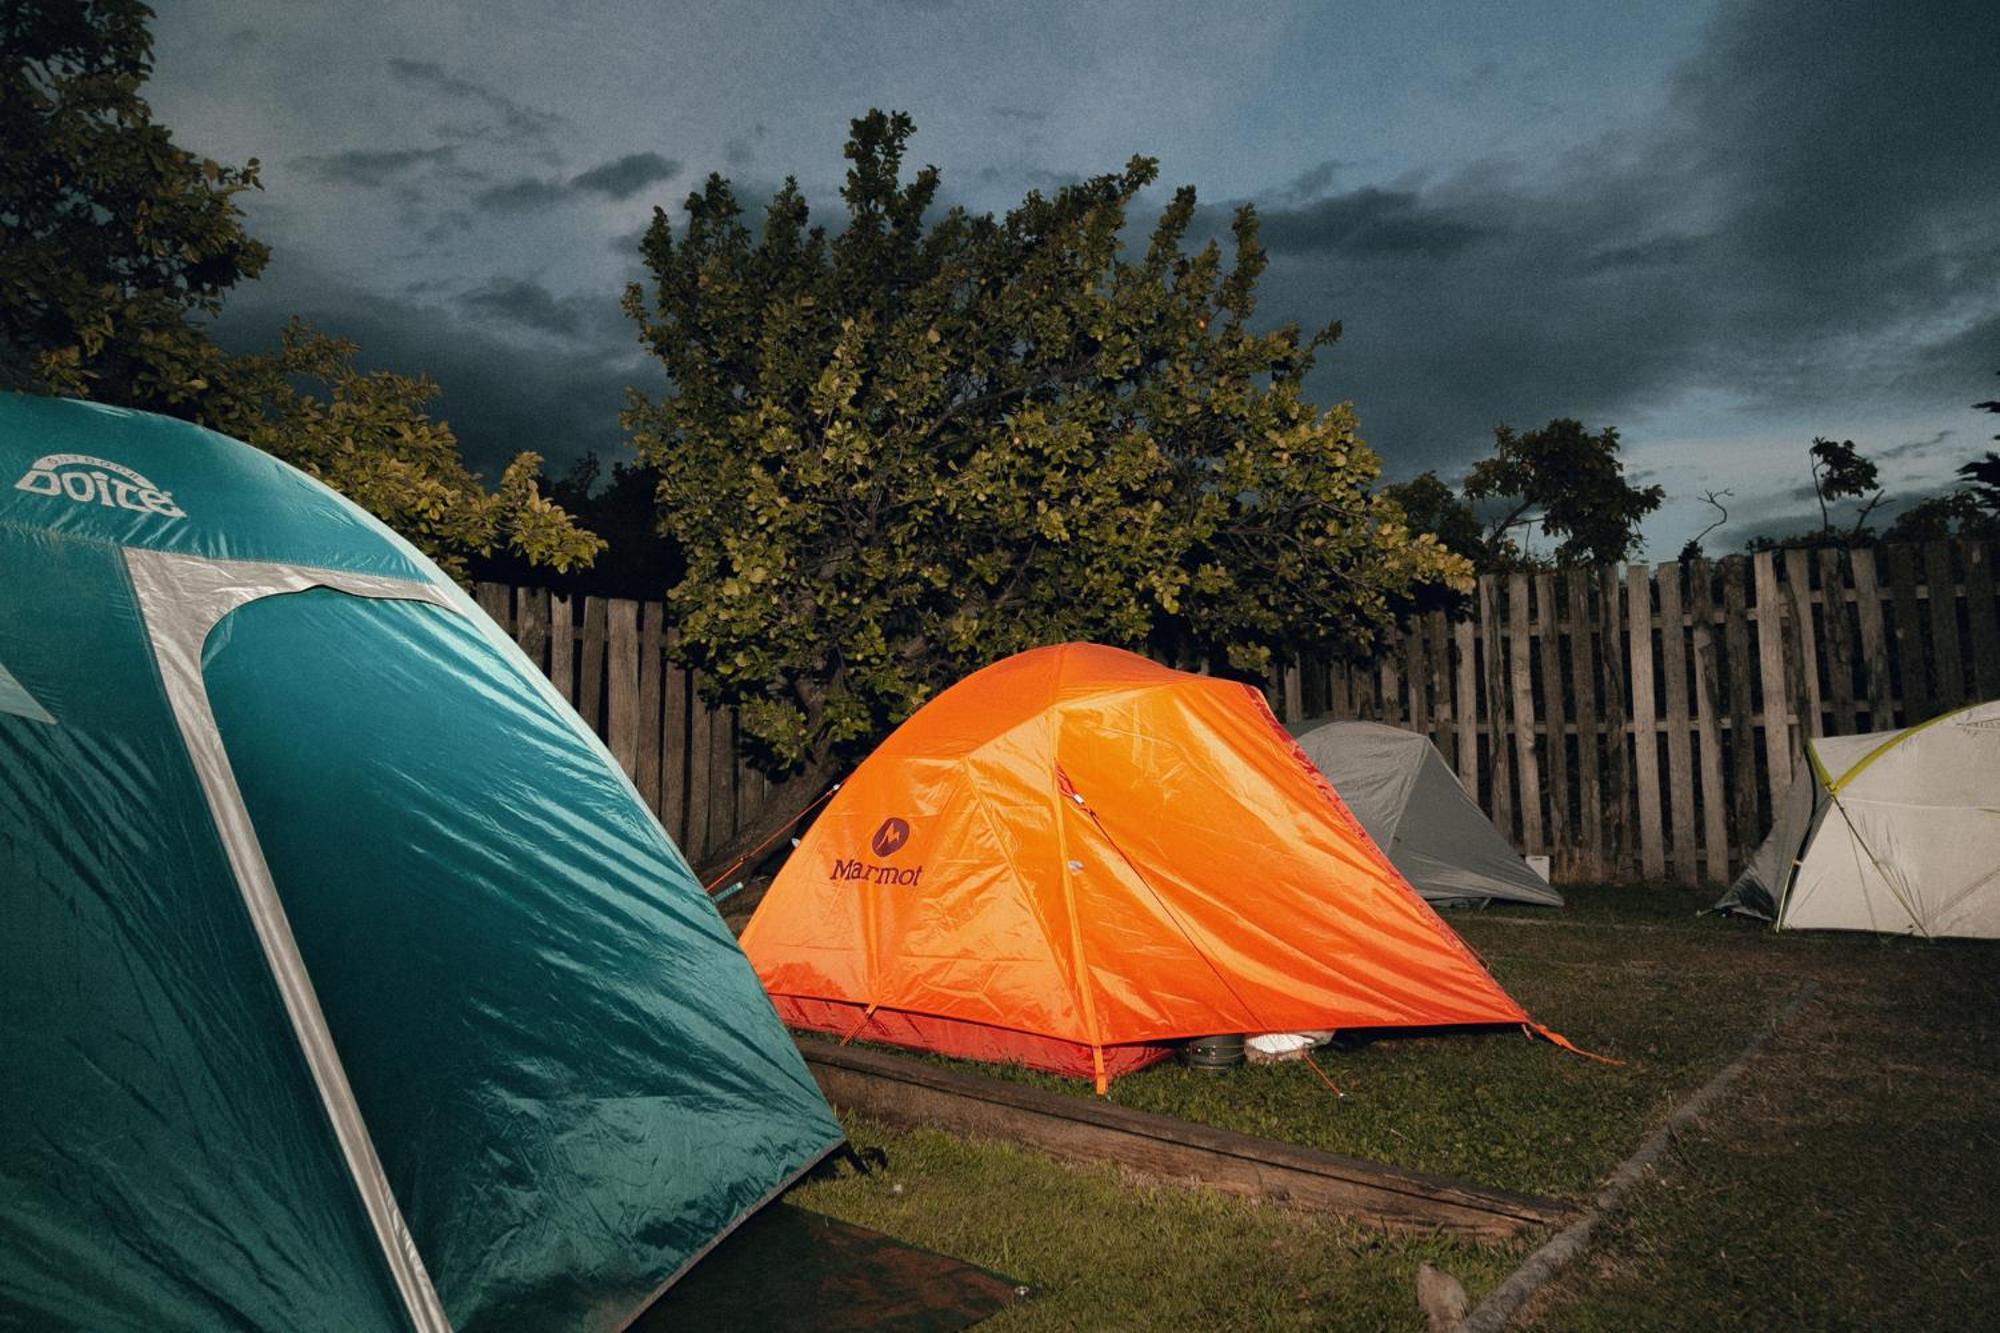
[1525,1022,1622,1065]
[1301,1049,1344,1098]
[703,780,844,893]
[840,1003,880,1047]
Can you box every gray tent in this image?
[1288,719,1564,908]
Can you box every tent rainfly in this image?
[1714,699,2000,938]
[0,397,841,1331]
[743,643,1584,1093]
[1287,719,1563,908]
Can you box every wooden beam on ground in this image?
[800,1041,1569,1240]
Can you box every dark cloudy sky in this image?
[147,0,1998,555]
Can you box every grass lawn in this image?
[790,884,2000,1329]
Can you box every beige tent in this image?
[1715,699,2000,938]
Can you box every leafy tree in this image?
[1,0,600,576]
[206,322,605,578]
[1961,450,2000,511]
[1806,436,1885,541]
[1461,418,1664,567]
[472,452,679,597]
[623,110,1469,861]
[1379,471,1483,564]
[0,0,264,408]
[1883,489,2000,544]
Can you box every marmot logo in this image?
[870,817,911,857]
[14,453,185,519]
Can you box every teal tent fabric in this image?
[1,396,842,1330]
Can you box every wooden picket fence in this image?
[1283,540,2000,885]
[477,537,2000,884]
[469,583,801,873]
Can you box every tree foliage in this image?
[205,322,606,578]
[1806,436,1885,540]
[1378,471,1484,565]
[0,0,599,576]
[0,0,266,407]
[623,110,1468,794]
[1459,418,1664,567]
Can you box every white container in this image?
[1526,854,1552,884]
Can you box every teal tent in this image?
[0,397,843,1331]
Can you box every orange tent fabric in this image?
[741,643,1535,1090]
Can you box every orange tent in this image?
[742,644,1554,1091]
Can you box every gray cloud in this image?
[570,152,682,199]
[213,259,645,477]
[293,146,457,188]
[1256,186,1491,258]
[459,278,602,339]
[476,177,570,213]
[1878,430,1954,462]
[1223,0,2000,487]
[387,58,566,143]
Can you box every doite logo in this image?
[14,453,185,519]
[831,816,922,887]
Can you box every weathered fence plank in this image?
[1626,565,1664,879]
[1818,549,1856,734]
[1783,547,1821,736]
[1656,563,1698,885]
[1851,548,1893,727]
[579,596,608,733]
[1721,562,1758,875]
[1888,545,1927,722]
[1533,571,1569,861]
[1596,565,1628,880]
[1966,540,2000,702]
[1926,542,1963,711]
[548,592,575,704]
[1453,618,1479,790]
[662,630,688,845]
[606,598,639,778]
[1687,562,1730,884]
[1480,575,1513,841]
[1507,574,1544,853]
[1567,569,1602,878]
[515,585,548,673]
[636,602,664,811]
[1751,552,1793,805]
